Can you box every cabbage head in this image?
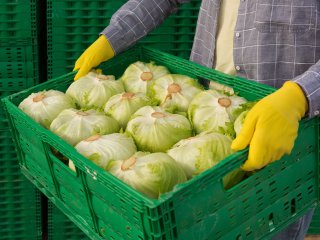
[209,81,235,95]
[50,109,120,146]
[234,110,249,136]
[107,152,187,198]
[150,74,203,114]
[104,92,151,129]
[18,90,75,129]
[126,106,192,152]
[66,71,124,110]
[167,131,234,178]
[121,61,169,95]
[69,133,137,171]
[188,90,247,134]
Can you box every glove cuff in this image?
[282,81,308,118]
[98,35,115,60]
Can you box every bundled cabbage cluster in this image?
[19,61,254,198]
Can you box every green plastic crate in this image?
[46,0,126,78]
[48,201,89,240]
[0,174,42,240]
[0,41,40,131]
[0,121,43,240]
[0,0,38,39]
[0,129,16,163]
[0,2,43,240]
[0,77,38,92]
[0,66,41,240]
[0,40,39,78]
[47,0,200,79]
[0,42,33,61]
[0,184,42,240]
[2,46,320,239]
[0,1,41,88]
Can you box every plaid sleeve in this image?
[293,60,320,117]
[101,0,189,54]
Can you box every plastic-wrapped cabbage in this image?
[121,61,169,95]
[167,131,234,178]
[104,92,151,129]
[69,133,137,171]
[126,106,192,152]
[18,90,75,129]
[107,152,187,199]
[50,109,120,146]
[150,74,203,114]
[188,90,247,134]
[66,71,124,110]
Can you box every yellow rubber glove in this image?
[231,81,308,171]
[73,35,115,80]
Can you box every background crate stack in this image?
[0,1,42,239]
[48,201,89,240]
[1,0,319,238]
[47,0,201,79]
[0,0,41,128]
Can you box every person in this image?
[73,0,319,239]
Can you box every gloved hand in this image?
[231,81,308,171]
[73,35,115,80]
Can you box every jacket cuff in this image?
[293,69,320,117]
[100,26,127,55]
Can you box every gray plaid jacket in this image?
[102,0,320,117]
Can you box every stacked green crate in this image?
[0,0,40,128]
[47,0,201,79]
[48,201,89,240]
[0,40,39,129]
[0,175,42,240]
[0,1,42,239]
